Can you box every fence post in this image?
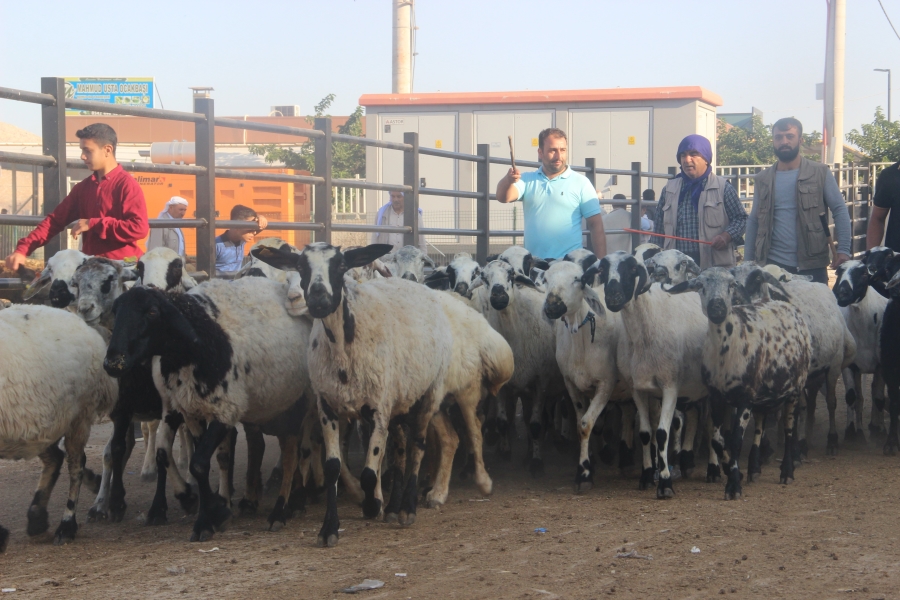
[314,117,333,245]
[630,161,642,249]
[194,97,216,277]
[860,169,871,253]
[476,143,490,265]
[403,131,420,248]
[585,157,596,252]
[40,77,68,257]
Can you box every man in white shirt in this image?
[371,190,427,252]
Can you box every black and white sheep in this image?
[22,248,89,308]
[833,260,889,441]
[0,304,118,551]
[865,247,900,455]
[731,262,856,456]
[667,268,812,499]
[103,276,313,540]
[251,242,457,547]
[595,251,710,498]
[382,244,435,283]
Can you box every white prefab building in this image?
[358,86,722,247]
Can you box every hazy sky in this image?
[2,0,900,146]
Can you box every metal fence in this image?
[0,77,677,284]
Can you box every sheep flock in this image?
[2,240,900,555]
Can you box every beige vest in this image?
[753,157,831,270]
[661,174,734,269]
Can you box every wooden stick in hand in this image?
[508,135,516,171]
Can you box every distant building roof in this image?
[0,121,41,144]
[360,86,723,107]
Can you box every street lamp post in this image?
[875,68,891,122]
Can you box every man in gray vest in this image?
[745,118,851,283]
[652,134,747,268]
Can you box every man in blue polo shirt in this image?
[496,128,606,260]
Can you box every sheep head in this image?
[666,267,737,325]
[833,260,869,306]
[591,251,649,313]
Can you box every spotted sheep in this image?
[382,244,435,283]
[864,247,900,455]
[667,267,812,500]
[251,242,455,548]
[731,262,856,458]
[833,259,888,441]
[471,259,566,476]
[597,251,711,499]
[541,259,635,492]
[103,276,313,541]
[0,304,118,552]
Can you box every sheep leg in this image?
[178,426,194,481]
[843,366,862,442]
[425,411,460,508]
[724,406,751,500]
[825,367,840,456]
[98,407,134,523]
[189,421,232,542]
[571,381,614,494]
[268,433,300,531]
[780,395,798,484]
[527,388,547,477]
[883,384,900,456]
[383,422,407,522]
[0,523,8,553]
[360,408,390,521]
[632,391,655,490]
[214,428,236,509]
[494,388,514,460]
[618,402,636,475]
[141,419,160,480]
[317,396,342,548]
[481,394,501,447]
[147,411,196,526]
[870,368,887,439]
[458,391,492,496]
[239,423,265,515]
[339,419,364,503]
[747,411,767,483]
[87,430,115,522]
[669,409,684,481]
[678,405,699,478]
[398,404,440,527]
[27,441,65,537]
[705,409,722,483]
[654,389,680,499]
[54,426,90,545]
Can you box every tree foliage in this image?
[249,94,366,178]
[846,107,900,162]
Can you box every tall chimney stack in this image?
[392,0,412,94]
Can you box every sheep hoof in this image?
[798,439,809,459]
[87,505,108,522]
[638,468,655,490]
[145,503,168,526]
[384,512,399,523]
[361,497,382,520]
[190,528,215,543]
[175,491,199,515]
[748,471,761,483]
[575,480,593,494]
[0,526,9,553]
[317,533,339,548]
[706,464,722,483]
[141,471,157,482]
[844,423,858,443]
[656,478,674,499]
[779,476,794,485]
[528,458,544,477]
[52,518,77,546]
[238,498,258,516]
[267,520,285,533]
[26,506,49,536]
[669,466,682,481]
[109,504,126,524]
[826,433,839,456]
[398,511,416,527]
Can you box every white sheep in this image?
[382,244,435,283]
[251,242,455,548]
[22,248,90,308]
[0,304,118,551]
[833,260,888,441]
[594,251,710,498]
[103,276,313,541]
[667,267,812,499]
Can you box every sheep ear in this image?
[634,265,651,296]
[514,274,538,289]
[181,271,198,290]
[639,246,661,262]
[120,267,140,283]
[582,285,606,316]
[886,269,900,290]
[485,253,499,264]
[251,246,301,271]
[666,278,701,295]
[160,297,200,346]
[582,264,599,288]
[762,272,791,301]
[424,269,450,290]
[345,244,394,269]
[532,258,551,272]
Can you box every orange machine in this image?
[138,168,313,257]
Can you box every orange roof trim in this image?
[360,86,723,108]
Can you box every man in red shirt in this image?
[4,123,149,271]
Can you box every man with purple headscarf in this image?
[651,134,747,268]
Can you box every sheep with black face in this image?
[667,268,812,499]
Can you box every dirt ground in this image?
[1,381,899,600]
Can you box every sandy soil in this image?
[1,380,899,600]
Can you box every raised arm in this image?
[495,168,522,204]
